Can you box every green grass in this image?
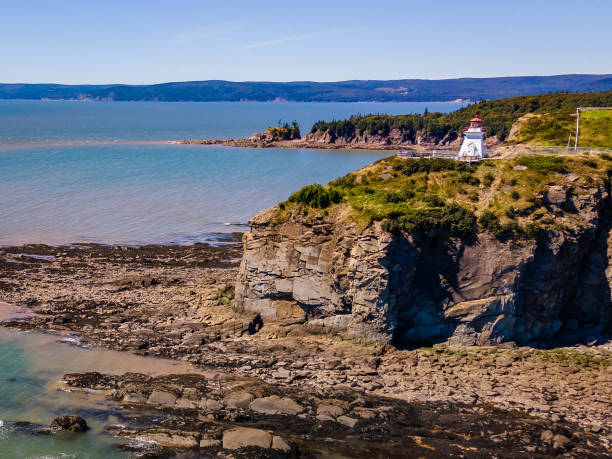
[287,184,342,208]
[276,155,610,240]
[579,110,612,149]
[310,91,612,145]
[533,349,611,369]
[216,285,235,306]
[515,155,566,174]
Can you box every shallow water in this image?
[0,100,464,246]
[0,326,211,458]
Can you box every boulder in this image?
[50,415,87,432]
[337,415,359,428]
[317,404,344,418]
[123,391,147,404]
[272,435,291,451]
[137,431,199,448]
[249,395,304,415]
[200,398,223,412]
[147,389,177,406]
[222,427,290,450]
[552,434,571,450]
[224,391,254,409]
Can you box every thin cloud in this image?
[242,32,326,49]
[170,22,245,45]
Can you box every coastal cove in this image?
[0,100,463,247]
[1,99,611,457]
[4,0,612,456]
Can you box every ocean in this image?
[0,100,464,246]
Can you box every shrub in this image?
[483,173,495,187]
[479,210,501,233]
[330,173,357,188]
[382,204,474,237]
[458,171,480,186]
[521,221,541,238]
[499,221,520,236]
[384,191,402,203]
[399,158,477,177]
[288,184,343,208]
[398,188,415,200]
[440,204,476,236]
[216,285,235,306]
[422,194,445,207]
[510,190,520,200]
[584,159,597,168]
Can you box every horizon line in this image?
[2,73,611,87]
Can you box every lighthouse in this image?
[458,114,486,161]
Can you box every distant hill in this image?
[1,74,612,102]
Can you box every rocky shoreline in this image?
[1,241,611,456]
[178,125,502,153]
[179,137,461,153]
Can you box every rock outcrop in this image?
[235,182,612,346]
[303,128,501,150]
[50,415,88,432]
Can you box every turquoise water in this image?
[0,326,212,459]
[0,100,464,245]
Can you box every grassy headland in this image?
[310,91,612,147]
[278,154,611,239]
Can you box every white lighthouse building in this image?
[458,114,486,161]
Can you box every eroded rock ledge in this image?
[56,370,607,457]
[234,179,612,347]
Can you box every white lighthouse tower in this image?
[458,114,486,161]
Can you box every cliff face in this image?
[303,129,501,150]
[235,182,612,346]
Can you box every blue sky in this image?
[1,0,611,84]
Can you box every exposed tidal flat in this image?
[1,243,610,457]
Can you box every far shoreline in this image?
[0,98,471,104]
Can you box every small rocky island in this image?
[1,154,611,457]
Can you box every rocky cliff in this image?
[303,128,492,149]
[235,156,612,346]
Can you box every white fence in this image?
[398,145,612,162]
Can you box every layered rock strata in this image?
[235,183,612,346]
